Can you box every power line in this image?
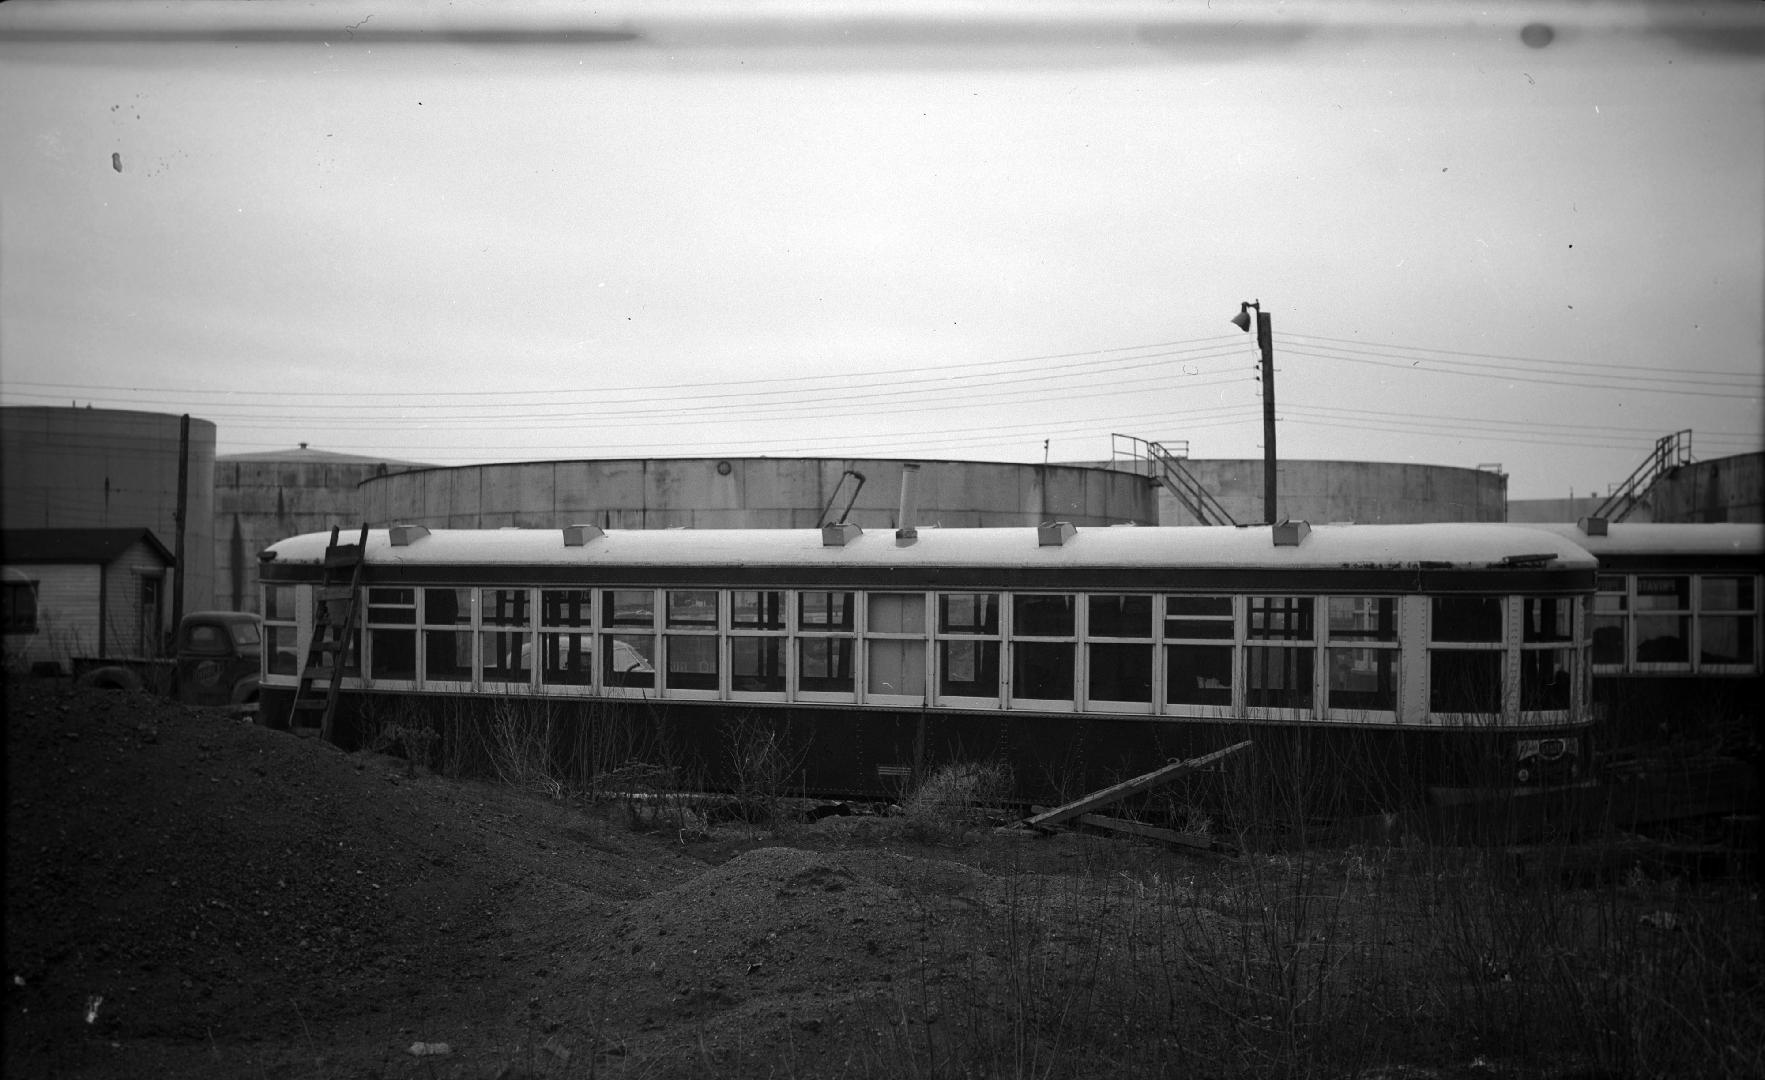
[1283,331,1756,381]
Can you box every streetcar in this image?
[256,520,1598,810]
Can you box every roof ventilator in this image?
[388,524,430,547]
[822,522,862,547]
[1038,521,1076,547]
[1577,516,1609,536]
[1500,552,1557,567]
[1272,519,1310,547]
[896,463,920,542]
[563,524,605,546]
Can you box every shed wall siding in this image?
[0,564,101,669]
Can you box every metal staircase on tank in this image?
[1112,434,1237,526]
[289,524,368,741]
[1593,430,1693,523]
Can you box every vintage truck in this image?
[71,610,264,713]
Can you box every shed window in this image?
[3,581,39,633]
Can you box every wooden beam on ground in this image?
[1075,813,1240,858]
[1014,740,1253,832]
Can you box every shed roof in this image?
[1,528,175,567]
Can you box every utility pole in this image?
[1232,301,1278,524]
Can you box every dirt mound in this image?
[4,681,694,1078]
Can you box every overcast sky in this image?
[1,0,1761,500]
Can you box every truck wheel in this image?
[75,666,144,692]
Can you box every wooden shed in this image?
[1,528,175,672]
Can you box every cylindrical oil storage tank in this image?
[1147,459,1507,525]
[361,457,1155,530]
[0,406,217,613]
[1636,451,1763,524]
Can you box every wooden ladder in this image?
[289,524,368,741]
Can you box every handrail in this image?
[1110,433,1237,526]
[1593,430,1693,522]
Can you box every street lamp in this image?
[1232,300,1277,524]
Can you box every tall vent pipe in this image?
[896,463,921,540]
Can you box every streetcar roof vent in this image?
[1038,521,1076,547]
[1500,552,1557,567]
[822,522,862,547]
[1272,519,1310,547]
[388,524,430,547]
[1577,515,1609,536]
[562,524,605,547]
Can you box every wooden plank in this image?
[323,545,363,569]
[1075,814,1239,857]
[319,586,356,602]
[1016,740,1252,831]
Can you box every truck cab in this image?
[173,611,263,710]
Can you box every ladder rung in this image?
[324,546,363,568]
[293,698,327,712]
[319,586,356,602]
[303,666,337,683]
[315,640,342,653]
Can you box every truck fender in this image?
[75,666,144,692]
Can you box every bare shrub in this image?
[901,761,1012,845]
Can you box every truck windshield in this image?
[229,621,262,648]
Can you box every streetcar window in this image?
[1430,596,1502,643]
[1248,646,1313,710]
[666,590,719,628]
[605,590,655,627]
[264,584,298,622]
[539,590,594,686]
[1248,596,1313,640]
[800,591,855,630]
[423,588,472,681]
[799,637,855,693]
[540,633,592,687]
[1430,651,1502,714]
[732,590,786,630]
[1591,581,1627,667]
[731,590,787,694]
[1011,594,1074,702]
[1166,643,1232,707]
[665,635,719,691]
[939,593,999,635]
[1165,594,1234,640]
[366,587,415,680]
[1521,597,1573,643]
[1088,594,1151,638]
[1634,577,1690,664]
[938,638,999,698]
[603,634,656,688]
[1520,649,1572,710]
[479,588,531,684]
[1086,595,1152,705]
[868,593,927,699]
[1325,597,1398,712]
[731,637,786,693]
[1326,597,1395,641]
[1698,576,1757,668]
[1327,647,1396,712]
[1014,594,1075,637]
[541,589,593,628]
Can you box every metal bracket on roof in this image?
[389,524,430,547]
[1272,519,1310,547]
[563,524,605,546]
[1577,516,1609,536]
[1038,521,1076,547]
[822,522,862,547]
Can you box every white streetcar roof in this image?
[1531,522,1763,559]
[262,523,1595,571]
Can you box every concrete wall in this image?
[1,407,216,616]
[215,455,420,614]
[1639,452,1763,523]
[361,458,1156,531]
[1091,458,1507,525]
[1507,496,1606,524]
